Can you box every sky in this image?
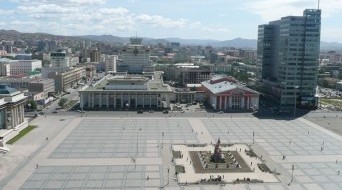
[0,0,342,42]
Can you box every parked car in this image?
[52,111,58,114]
[148,110,154,113]
[137,110,144,114]
[163,110,169,114]
[218,111,224,114]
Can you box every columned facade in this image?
[80,91,171,110]
[202,75,260,112]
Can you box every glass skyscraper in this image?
[257,9,321,109]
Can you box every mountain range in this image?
[1,30,342,51]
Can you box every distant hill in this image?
[1,29,342,50]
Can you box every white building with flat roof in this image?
[79,71,172,110]
[105,55,118,73]
[0,58,42,76]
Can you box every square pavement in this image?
[13,117,342,190]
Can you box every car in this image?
[52,111,58,114]
[218,111,224,114]
[181,110,185,113]
[137,110,144,114]
[148,110,154,113]
[66,91,71,94]
[163,110,169,114]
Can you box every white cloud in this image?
[18,4,78,14]
[12,0,106,6]
[0,9,14,15]
[135,14,188,28]
[244,0,342,21]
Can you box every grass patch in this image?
[6,125,37,145]
[64,100,78,109]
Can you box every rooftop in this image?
[202,75,259,95]
[83,71,172,92]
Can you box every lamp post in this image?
[252,131,255,144]
[293,86,299,117]
[167,166,170,185]
[290,163,295,185]
[135,127,142,169]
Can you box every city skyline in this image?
[0,0,342,42]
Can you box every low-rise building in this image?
[181,68,211,86]
[79,71,172,110]
[201,75,260,111]
[28,78,55,98]
[0,58,42,76]
[48,67,86,92]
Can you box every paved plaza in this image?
[1,116,342,189]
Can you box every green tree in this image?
[58,98,68,108]
[26,100,37,111]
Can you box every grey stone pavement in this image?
[0,113,342,189]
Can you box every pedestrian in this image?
[251,162,252,166]
[321,147,324,151]
[338,170,340,175]
[46,137,48,140]
[36,164,38,169]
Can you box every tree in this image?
[58,98,68,108]
[26,100,37,111]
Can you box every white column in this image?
[128,94,131,108]
[92,94,94,108]
[219,96,223,110]
[11,109,14,128]
[136,94,138,108]
[106,94,109,108]
[13,107,17,127]
[224,96,227,110]
[247,97,250,110]
[142,94,145,108]
[149,94,152,108]
[241,96,244,109]
[80,93,84,109]
[229,96,232,108]
[156,94,159,107]
[99,93,102,108]
[21,104,24,123]
[88,94,91,108]
[121,94,123,108]
[114,94,116,108]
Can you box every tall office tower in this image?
[257,9,321,110]
[117,38,151,74]
[90,48,100,62]
[50,49,70,68]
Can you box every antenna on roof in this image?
[318,0,320,10]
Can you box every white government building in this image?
[79,71,172,109]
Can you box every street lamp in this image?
[293,86,299,117]
[289,163,295,185]
[135,127,142,169]
[252,131,255,144]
